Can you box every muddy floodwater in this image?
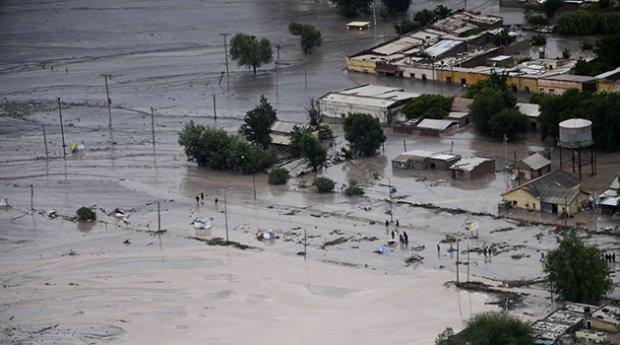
[1,0,620,344]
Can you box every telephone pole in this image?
[220,33,230,80]
[57,97,67,159]
[212,94,217,124]
[224,191,229,243]
[150,107,156,147]
[42,125,49,160]
[101,74,113,129]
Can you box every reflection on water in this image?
[77,221,94,233]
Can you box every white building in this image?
[317,84,419,124]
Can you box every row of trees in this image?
[402,94,453,119]
[393,5,451,35]
[332,0,413,17]
[556,11,620,35]
[467,74,529,140]
[534,89,620,151]
[574,34,620,76]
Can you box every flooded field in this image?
[1,0,619,344]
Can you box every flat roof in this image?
[517,103,540,118]
[447,111,468,119]
[544,74,596,82]
[416,118,455,131]
[270,121,307,134]
[489,55,512,61]
[432,153,460,161]
[372,36,423,56]
[424,40,463,58]
[521,153,551,170]
[347,21,370,27]
[450,157,493,171]
[340,84,403,97]
[592,305,620,326]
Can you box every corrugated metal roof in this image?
[424,40,463,58]
[416,119,455,130]
[450,157,493,172]
[271,133,292,146]
[504,170,586,204]
[521,153,551,170]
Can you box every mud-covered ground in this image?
[1,0,619,344]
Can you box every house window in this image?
[539,88,544,93]
[549,89,555,95]
[461,78,467,86]
[422,74,427,81]
[446,77,452,84]
[524,86,530,93]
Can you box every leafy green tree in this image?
[344,180,364,196]
[469,87,513,136]
[459,311,533,345]
[229,33,273,75]
[318,123,335,144]
[466,73,515,103]
[541,0,563,18]
[298,133,327,172]
[491,30,516,46]
[289,22,322,53]
[268,167,290,185]
[240,96,277,148]
[402,94,453,119]
[556,11,620,35]
[544,232,613,304]
[314,176,335,192]
[342,112,386,157]
[433,5,452,20]
[305,98,321,126]
[381,0,410,14]
[289,125,313,157]
[414,9,435,27]
[332,0,372,17]
[76,207,96,221]
[394,19,421,35]
[178,121,276,173]
[488,108,529,140]
[434,327,454,345]
[530,34,547,46]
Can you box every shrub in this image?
[527,15,548,26]
[344,180,365,197]
[76,207,96,221]
[530,34,546,46]
[268,167,289,185]
[313,176,335,193]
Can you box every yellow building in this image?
[586,305,620,333]
[501,169,590,215]
[346,56,377,74]
[538,75,597,95]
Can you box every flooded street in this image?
[1,0,619,344]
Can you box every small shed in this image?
[517,102,540,131]
[346,21,371,30]
[513,152,551,181]
[416,119,457,136]
[392,150,435,170]
[429,153,461,170]
[450,157,495,179]
[446,111,470,128]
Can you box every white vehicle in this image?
[193,216,212,230]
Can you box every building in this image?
[501,169,590,215]
[596,66,620,93]
[538,74,597,95]
[446,111,470,127]
[598,176,620,213]
[587,305,620,333]
[450,157,495,179]
[451,97,472,113]
[269,120,310,146]
[392,150,460,170]
[317,84,419,124]
[513,152,551,181]
[416,118,458,136]
[532,303,597,345]
[346,21,370,30]
[517,102,540,131]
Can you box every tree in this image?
[229,33,273,75]
[394,19,421,35]
[344,180,364,196]
[342,112,386,157]
[469,87,512,136]
[544,232,613,304]
[305,98,321,126]
[289,125,313,157]
[298,133,327,172]
[76,207,96,221]
[491,29,517,46]
[289,22,322,53]
[314,176,335,192]
[178,121,277,173]
[541,0,563,18]
[402,94,453,119]
[240,96,277,148]
[414,9,435,27]
[488,108,529,140]
[268,167,290,185]
[459,311,533,345]
[382,0,410,14]
[433,5,452,20]
[332,0,372,17]
[434,327,454,345]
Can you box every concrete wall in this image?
[587,317,620,333]
[538,79,583,95]
[319,100,386,123]
[502,188,540,210]
[506,76,538,93]
[437,69,490,87]
[346,57,376,74]
[401,66,435,80]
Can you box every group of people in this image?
[604,252,616,263]
[194,192,218,205]
[390,229,409,245]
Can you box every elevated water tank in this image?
[559,118,593,149]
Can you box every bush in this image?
[76,207,96,221]
[344,180,364,197]
[527,15,548,26]
[402,94,453,119]
[530,34,546,46]
[556,11,620,35]
[314,176,335,193]
[268,167,289,185]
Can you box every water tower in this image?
[558,118,596,180]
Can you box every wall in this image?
[471,160,496,179]
[318,100,386,123]
[538,79,583,95]
[506,76,538,93]
[587,316,620,333]
[346,57,376,74]
[502,188,540,210]
[401,65,435,80]
[437,69,489,87]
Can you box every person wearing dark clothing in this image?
[399,234,404,244]
[385,220,389,227]
[214,198,218,204]
[200,192,204,201]
[437,243,440,252]
[613,253,616,262]
[391,230,395,239]
[403,231,408,244]
[396,220,399,227]
[195,196,200,204]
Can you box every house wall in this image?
[436,69,489,87]
[506,76,538,93]
[470,160,496,179]
[586,317,620,333]
[318,100,387,123]
[597,79,620,93]
[346,57,376,74]
[401,66,435,80]
[537,79,584,95]
[502,189,540,210]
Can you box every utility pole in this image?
[101,74,113,129]
[42,125,49,160]
[224,191,229,243]
[212,94,217,125]
[252,175,256,200]
[372,0,377,37]
[275,44,281,70]
[403,139,407,152]
[467,244,470,282]
[30,184,34,213]
[220,33,230,80]
[157,201,161,232]
[57,97,67,159]
[456,239,460,283]
[150,107,156,147]
[503,133,508,169]
[304,229,307,260]
[387,177,393,223]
